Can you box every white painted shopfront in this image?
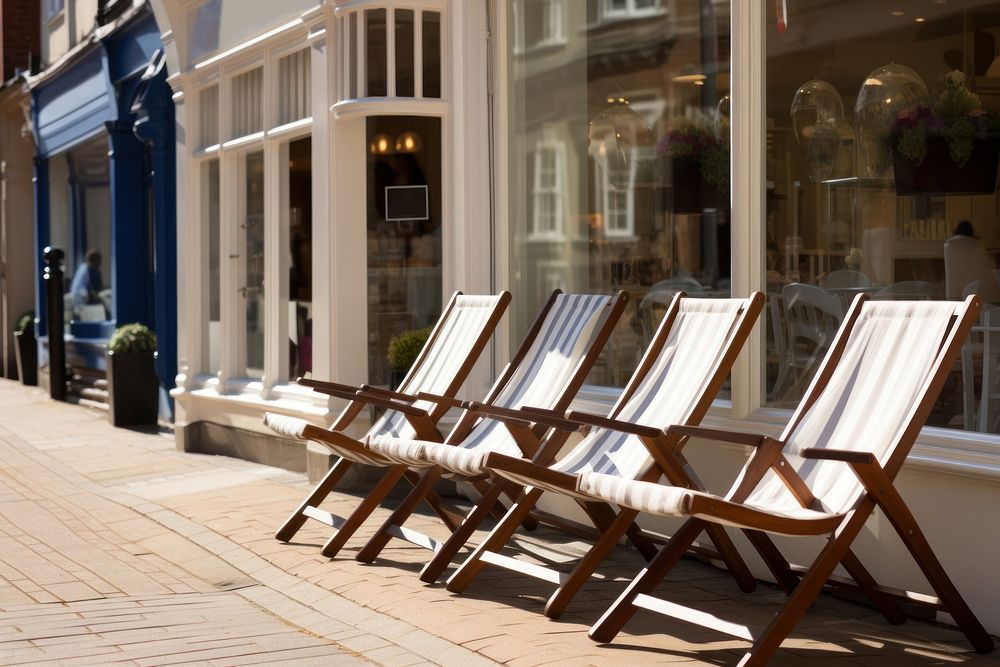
[151,0,1000,635]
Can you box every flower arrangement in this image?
[884,70,1000,169]
[657,115,730,192]
[844,247,864,269]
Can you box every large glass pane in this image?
[395,9,415,97]
[366,9,388,97]
[244,151,265,378]
[286,138,312,378]
[48,153,71,329]
[65,135,112,324]
[205,160,221,374]
[764,1,1000,434]
[507,0,732,389]
[366,116,442,387]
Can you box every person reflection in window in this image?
[70,249,104,311]
[944,221,996,300]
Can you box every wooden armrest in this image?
[518,406,583,432]
[565,410,661,438]
[415,391,466,409]
[463,401,532,429]
[666,425,772,448]
[359,384,419,403]
[800,448,875,464]
[351,392,430,417]
[483,451,578,493]
[297,378,360,397]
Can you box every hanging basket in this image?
[893,138,1000,196]
[670,157,728,213]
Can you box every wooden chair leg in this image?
[544,508,641,619]
[737,512,868,667]
[446,487,545,594]
[839,549,907,625]
[356,467,443,563]
[880,493,995,652]
[589,518,705,643]
[275,458,354,542]
[320,465,408,558]
[702,523,757,593]
[743,530,799,594]
[419,482,506,584]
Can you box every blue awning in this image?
[33,48,116,157]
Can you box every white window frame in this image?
[43,0,64,23]
[601,0,662,21]
[528,143,566,241]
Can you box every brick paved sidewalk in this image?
[0,379,996,666]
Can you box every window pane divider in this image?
[414,9,423,98]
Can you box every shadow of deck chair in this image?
[351,291,630,564]
[374,294,765,619]
[265,290,510,552]
[584,295,994,665]
[272,291,628,558]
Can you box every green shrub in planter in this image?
[13,310,36,386]
[107,323,159,427]
[386,326,433,388]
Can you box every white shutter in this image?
[278,49,312,124]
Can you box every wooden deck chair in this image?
[428,293,765,618]
[352,291,631,564]
[266,290,510,552]
[270,291,627,558]
[584,295,994,666]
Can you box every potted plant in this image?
[13,310,36,386]
[884,70,1000,195]
[658,115,730,213]
[107,323,159,427]
[386,326,433,390]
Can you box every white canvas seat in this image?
[585,296,994,666]
[266,291,511,554]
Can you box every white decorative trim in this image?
[330,97,448,118]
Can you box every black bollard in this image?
[43,246,66,401]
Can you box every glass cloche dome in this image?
[790,79,845,182]
[854,63,928,177]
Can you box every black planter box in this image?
[670,157,728,213]
[14,331,36,386]
[893,138,1000,196]
[107,351,159,427]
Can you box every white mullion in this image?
[312,30,335,385]
[262,138,286,395]
[730,0,765,418]
[357,11,366,97]
[263,48,277,132]
[178,90,201,387]
[387,8,396,97]
[218,149,242,388]
[414,9,423,98]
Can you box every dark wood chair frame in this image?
[432,292,767,618]
[273,290,511,554]
[347,290,633,565]
[587,294,995,666]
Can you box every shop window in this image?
[366,9,388,97]
[199,85,219,149]
[285,137,312,378]
[395,10,416,97]
[763,0,1000,435]
[366,116,442,387]
[204,160,221,374]
[48,135,113,326]
[278,49,311,125]
[230,67,263,139]
[507,0,731,389]
[422,11,441,98]
[243,151,265,378]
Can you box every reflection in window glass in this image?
[422,12,441,98]
[508,1,731,389]
[395,9,415,97]
[231,68,263,139]
[50,135,113,325]
[763,0,1000,435]
[205,160,221,374]
[286,138,313,378]
[366,9,388,97]
[349,12,358,98]
[244,151,265,378]
[366,116,442,387]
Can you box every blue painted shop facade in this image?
[30,8,175,403]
